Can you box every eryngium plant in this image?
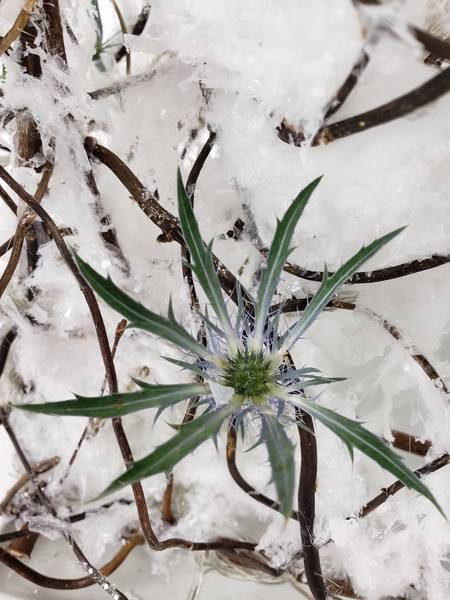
[17,172,443,518]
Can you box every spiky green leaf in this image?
[294,396,444,517]
[16,383,206,419]
[281,227,406,351]
[162,356,207,378]
[259,411,296,517]
[286,376,346,389]
[253,178,322,344]
[275,367,322,380]
[99,405,233,496]
[72,251,216,363]
[177,170,239,348]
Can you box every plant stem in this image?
[296,407,327,600]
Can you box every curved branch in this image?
[85,138,240,305]
[226,418,300,521]
[0,534,143,590]
[0,0,39,57]
[278,65,450,146]
[358,453,450,518]
[277,253,450,285]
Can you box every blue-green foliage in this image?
[16,171,443,518]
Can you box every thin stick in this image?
[115,5,150,63]
[88,65,173,101]
[0,0,39,57]
[276,253,450,285]
[0,407,129,600]
[109,0,130,74]
[295,405,327,600]
[0,162,53,298]
[0,533,143,590]
[0,456,60,514]
[323,51,370,120]
[42,0,67,62]
[358,453,450,518]
[85,139,240,305]
[278,66,450,146]
[226,418,300,520]
[0,185,18,215]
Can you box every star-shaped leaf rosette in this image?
[17,171,443,518]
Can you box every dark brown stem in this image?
[295,406,327,600]
[115,5,150,63]
[0,456,60,514]
[358,453,450,518]
[379,316,448,394]
[278,66,450,146]
[0,407,129,600]
[226,418,300,520]
[411,26,450,62]
[323,51,370,120]
[84,169,131,273]
[0,225,25,298]
[85,138,240,305]
[161,474,176,525]
[277,253,450,285]
[0,327,17,378]
[0,534,142,590]
[185,129,217,198]
[388,430,431,457]
[42,0,67,62]
[0,185,18,215]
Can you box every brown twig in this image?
[0,456,60,514]
[358,453,450,518]
[0,0,39,57]
[275,253,450,285]
[295,405,327,600]
[0,327,17,379]
[278,65,450,146]
[0,407,129,599]
[379,316,448,394]
[0,185,18,215]
[87,66,172,101]
[115,5,150,63]
[85,138,240,305]
[388,430,431,457]
[0,533,143,590]
[109,0,130,74]
[324,51,370,120]
[0,163,53,298]
[84,169,131,274]
[0,226,25,298]
[42,0,67,62]
[226,417,300,520]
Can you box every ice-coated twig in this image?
[358,453,450,518]
[0,0,39,57]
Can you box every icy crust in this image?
[0,0,450,599]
